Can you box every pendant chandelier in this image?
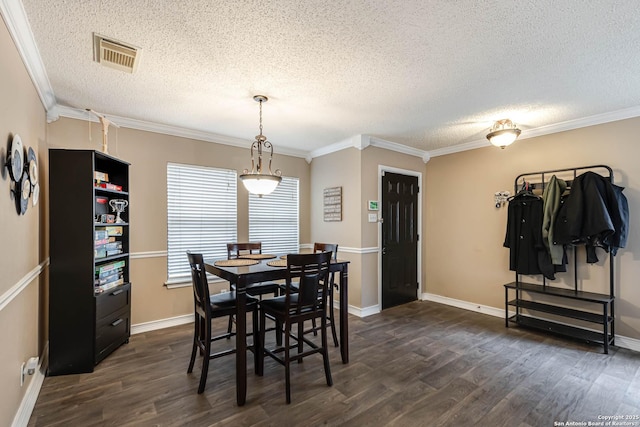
[486,119,521,149]
[239,95,282,196]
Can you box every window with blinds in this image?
[249,177,299,254]
[167,163,237,281]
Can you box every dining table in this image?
[205,255,350,406]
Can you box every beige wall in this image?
[0,16,47,426]
[310,147,362,248]
[310,147,362,307]
[46,119,311,325]
[425,118,640,339]
[311,145,426,309]
[361,146,426,308]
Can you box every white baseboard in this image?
[130,301,380,337]
[422,292,505,318]
[131,314,193,335]
[332,298,379,318]
[12,343,48,427]
[354,304,381,317]
[609,335,640,353]
[422,292,640,353]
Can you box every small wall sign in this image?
[323,186,342,222]
[368,200,379,211]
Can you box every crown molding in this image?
[0,0,57,114]
[429,105,640,157]
[55,105,309,159]
[308,134,430,163]
[520,104,640,140]
[308,135,360,160]
[368,136,430,163]
[428,139,491,157]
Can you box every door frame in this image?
[377,165,423,310]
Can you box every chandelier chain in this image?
[258,99,263,137]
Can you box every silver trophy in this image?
[109,199,129,223]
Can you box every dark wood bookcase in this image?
[49,149,131,375]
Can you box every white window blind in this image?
[249,177,299,254]
[167,163,237,281]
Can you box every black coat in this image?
[504,192,554,278]
[554,171,628,262]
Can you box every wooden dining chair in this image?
[226,242,282,338]
[186,252,261,394]
[227,242,281,298]
[259,251,333,403]
[280,243,339,347]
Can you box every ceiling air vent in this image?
[93,33,141,73]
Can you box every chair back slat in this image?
[286,251,331,314]
[187,252,211,315]
[313,243,338,260]
[227,242,262,259]
[314,243,338,284]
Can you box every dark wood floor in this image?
[29,301,640,426]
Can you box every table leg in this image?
[339,264,349,364]
[235,283,247,406]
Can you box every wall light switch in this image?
[368,213,377,223]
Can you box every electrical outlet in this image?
[20,362,25,386]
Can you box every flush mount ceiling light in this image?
[486,119,521,149]
[239,95,282,196]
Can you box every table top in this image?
[205,256,349,284]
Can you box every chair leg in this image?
[198,318,212,394]
[329,289,339,347]
[275,319,283,346]
[321,316,333,387]
[187,314,199,373]
[297,322,304,364]
[253,306,262,376]
[227,315,234,336]
[259,309,267,376]
[284,320,292,404]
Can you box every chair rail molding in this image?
[130,250,168,259]
[0,259,49,312]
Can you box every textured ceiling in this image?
[16,0,640,155]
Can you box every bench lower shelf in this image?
[508,315,614,352]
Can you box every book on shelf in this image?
[95,226,124,237]
[94,171,109,182]
[96,182,123,191]
[95,278,124,293]
[105,241,122,251]
[95,247,107,259]
[106,226,123,236]
[95,230,109,241]
[95,238,109,246]
[94,268,124,285]
[96,260,126,275]
[95,271,123,286]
